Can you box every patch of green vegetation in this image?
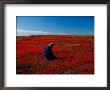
[59,68,80,74]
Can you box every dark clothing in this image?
[43,46,55,60]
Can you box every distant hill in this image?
[16,34,94,38]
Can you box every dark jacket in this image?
[43,46,55,60]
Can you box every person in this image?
[43,43,56,60]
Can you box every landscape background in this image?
[16,16,94,74]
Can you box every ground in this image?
[16,35,94,74]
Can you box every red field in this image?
[16,35,94,74]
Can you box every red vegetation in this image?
[16,35,94,74]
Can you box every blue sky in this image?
[16,16,94,36]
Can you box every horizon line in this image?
[16,34,94,36]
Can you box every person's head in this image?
[49,43,54,48]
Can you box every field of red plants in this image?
[16,35,94,74]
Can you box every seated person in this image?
[43,43,56,60]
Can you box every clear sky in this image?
[16,16,94,36]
